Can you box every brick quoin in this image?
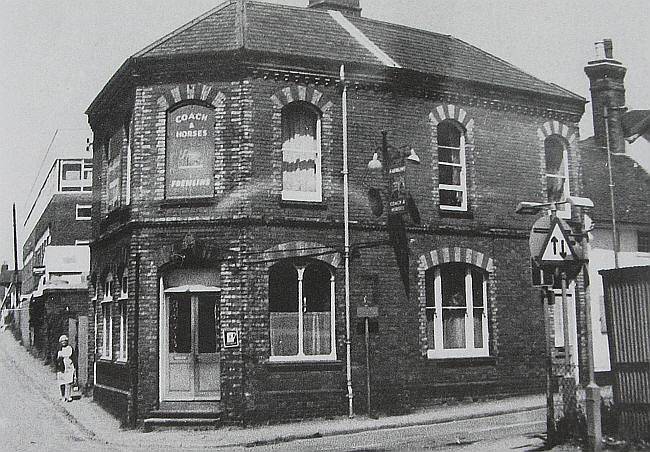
[86,6,587,425]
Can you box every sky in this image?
[0,0,648,267]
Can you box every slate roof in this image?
[130,0,581,101]
[581,137,650,225]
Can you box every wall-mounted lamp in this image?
[366,147,421,171]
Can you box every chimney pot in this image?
[604,39,614,59]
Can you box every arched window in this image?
[437,120,467,211]
[117,267,128,361]
[281,102,322,202]
[425,263,488,358]
[101,273,114,360]
[544,136,570,217]
[269,259,335,360]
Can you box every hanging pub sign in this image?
[166,104,214,198]
[107,128,124,211]
[384,141,408,216]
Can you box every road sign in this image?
[539,218,577,264]
[529,214,584,282]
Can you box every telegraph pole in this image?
[12,203,20,307]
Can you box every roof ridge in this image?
[133,1,234,58]
[449,35,584,101]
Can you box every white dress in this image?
[57,345,75,385]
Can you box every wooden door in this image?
[164,293,221,401]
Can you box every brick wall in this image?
[88,70,584,423]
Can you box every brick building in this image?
[86,0,589,425]
[20,129,92,374]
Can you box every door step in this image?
[144,401,222,431]
[143,417,220,432]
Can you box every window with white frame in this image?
[425,263,489,358]
[76,204,91,220]
[61,159,92,192]
[437,121,467,211]
[62,162,81,181]
[104,273,113,301]
[91,275,98,300]
[281,102,322,202]
[101,301,112,359]
[119,268,128,299]
[269,259,335,360]
[117,300,128,361]
[545,136,571,218]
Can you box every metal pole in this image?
[561,272,572,378]
[340,64,354,418]
[543,289,556,441]
[581,221,602,451]
[603,107,619,269]
[12,203,20,308]
[365,317,371,416]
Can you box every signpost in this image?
[357,298,378,416]
[520,197,600,450]
[528,210,585,444]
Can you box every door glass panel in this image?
[198,296,217,354]
[169,295,191,353]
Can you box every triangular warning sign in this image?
[539,219,576,263]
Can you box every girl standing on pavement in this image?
[56,335,75,402]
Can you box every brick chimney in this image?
[584,39,627,153]
[308,0,361,17]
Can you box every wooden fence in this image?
[600,265,650,440]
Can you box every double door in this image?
[163,293,220,401]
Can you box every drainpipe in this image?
[341,64,354,418]
[603,107,619,269]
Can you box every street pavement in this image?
[0,327,571,451]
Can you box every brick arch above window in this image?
[417,247,494,273]
[536,120,577,144]
[263,241,341,269]
[429,104,475,143]
[270,85,333,113]
[156,84,226,111]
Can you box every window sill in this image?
[279,198,328,210]
[426,355,496,367]
[118,295,128,301]
[101,297,113,304]
[264,359,343,372]
[115,358,128,365]
[156,197,215,208]
[438,208,473,219]
[98,357,113,363]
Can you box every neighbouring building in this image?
[580,40,650,382]
[20,129,93,378]
[0,263,19,316]
[86,0,591,425]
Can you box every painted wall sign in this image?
[166,104,214,198]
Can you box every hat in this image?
[59,335,68,343]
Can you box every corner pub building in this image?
[87,0,589,425]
